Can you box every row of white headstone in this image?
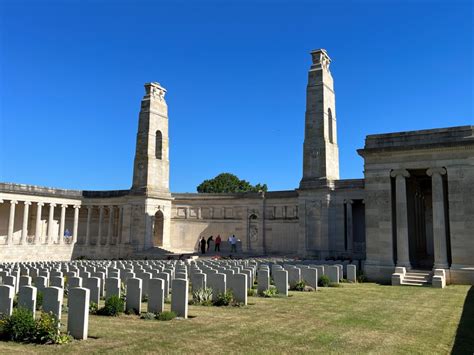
[0,259,357,341]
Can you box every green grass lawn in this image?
[1,283,473,354]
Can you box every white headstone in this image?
[229,273,247,305]
[105,277,121,300]
[148,278,164,314]
[68,287,90,340]
[18,285,37,317]
[43,286,64,320]
[0,285,14,316]
[273,269,288,296]
[126,277,142,314]
[171,278,188,318]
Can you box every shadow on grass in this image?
[451,286,474,355]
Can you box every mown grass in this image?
[1,283,472,354]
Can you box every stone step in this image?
[404,274,431,280]
[401,280,431,286]
[403,277,431,283]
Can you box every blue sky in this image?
[0,0,472,192]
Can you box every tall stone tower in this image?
[300,49,340,189]
[131,82,170,197]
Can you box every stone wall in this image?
[170,191,300,254]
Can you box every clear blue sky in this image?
[0,0,472,192]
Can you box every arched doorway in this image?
[248,214,258,251]
[153,210,164,247]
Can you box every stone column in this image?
[106,206,114,245]
[20,201,31,245]
[73,205,80,244]
[7,200,18,245]
[46,203,56,244]
[390,169,411,268]
[98,206,104,245]
[35,202,44,244]
[427,168,449,269]
[345,199,353,253]
[85,206,92,245]
[117,206,123,244]
[59,204,67,245]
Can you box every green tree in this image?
[197,173,268,193]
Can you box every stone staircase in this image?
[392,267,448,288]
[401,270,433,286]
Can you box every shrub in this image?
[261,286,278,298]
[36,292,43,311]
[291,280,306,291]
[357,274,368,283]
[157,311,176,321]
[318,275,331,287]
[213,290,233,307]
[192,288,213,306]
[140,312,156,320]
[97,296,124,316]
[247,288,257,297]
[34,312,61,344]
[0,310,70,345]
[89,302,99,314]
[125,308,140,315]
[0,308,36,342]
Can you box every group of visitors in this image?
[199,234,238,254]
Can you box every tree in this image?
[197,173,268,193]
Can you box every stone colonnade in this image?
[82,205,126,246]
[390,167,449,269]
[1,199,80,245]
[0,200,127,248]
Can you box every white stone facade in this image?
[1,49,472,284]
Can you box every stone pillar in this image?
[35,202,44,244]
[390,169,411,268]
[345,199,353,253]
[98,206,104,245]
[47,203,56,244]
[427,168,449,269]
[117,206,123,244]
[73,205,80,244]
[107,206,114,245]
[59,204,67,245]
[7,200,18,245]
[21,201,31,245]
[85,206,92,245]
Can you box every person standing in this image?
[215,234,221,252]
[230,234,237,253]
[200,236,206,254]
[207,235,214,251]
